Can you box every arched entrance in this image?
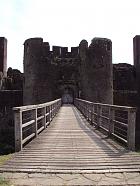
[62,87,74,104]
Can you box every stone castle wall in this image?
[23,37,113,105]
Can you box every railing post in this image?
[86,103,88,120]
[97,105,102,128]
[108,107,114,136]
[52,104,54,118]
[89,103,92,123]
[88,103,91,121]
[54,103,56,116]
[43,107,46,128]
[46,106,50,126]
[56,102,58,113]
[91,104,95,125]
[50,105,52,121]
[127,109,136,151]
[32,108,37,137]
[14,109,22,152]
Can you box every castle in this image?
[23,37,113,105]
[1,36,140,151]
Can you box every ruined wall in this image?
[79,38,113,104]
[113,63,136,91]
[0,90,23,111]
[0,37,7,77]
[113,63,137,106]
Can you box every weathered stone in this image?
[0,37,7,77]
[79,37,113,104]
[23,37,113,105]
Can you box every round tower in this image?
[79,38,113,104]
[23,38,43,105]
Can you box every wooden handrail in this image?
[74,98,136,151]
[13,99,61,152]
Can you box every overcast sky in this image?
[0,0,140,72]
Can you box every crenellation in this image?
[61,47,68,57]
[71,47,79,57]
[52,46,61,56]
[43,42,50,51]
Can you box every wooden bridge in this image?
[0,99,140,174]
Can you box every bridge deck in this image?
[1,105,140,173]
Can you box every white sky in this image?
[0,0,140,72]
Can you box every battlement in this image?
[24,38,79,60]
[47,45,79,58]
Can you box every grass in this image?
[0,154,12,166]
[0,154,13,186]
[0,176,11,186]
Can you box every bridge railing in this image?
[13,99,61,152]
[74,98,136,151]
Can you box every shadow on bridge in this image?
[71,105,129,157]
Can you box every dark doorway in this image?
[62,87,74,104]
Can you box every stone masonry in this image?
[23,37,113,105]
[0,37,7,77]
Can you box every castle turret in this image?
[0,37,7,77]
[133,35,140,148]
[79,38,113,104]
[23,38,43,105]
[23,38,61,105]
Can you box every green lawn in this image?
[0,154,13,186]
[0,154,12,166]
[0,176,11,186]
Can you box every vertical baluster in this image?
[50,105,52,121]
[97,105,102,128]
[108,107,114,136]
[46,106,50,126]
[91,104,94,125]
[32,108,37,137]
[54,103,56,116]
[42,106,46,128]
